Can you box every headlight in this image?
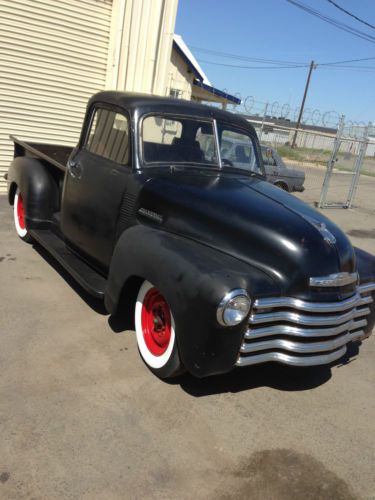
[217,289,251,326]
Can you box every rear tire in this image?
[274,181,289,192]
[135,280,184,379]
[13,188,33,243]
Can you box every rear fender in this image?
[8,157,59,229]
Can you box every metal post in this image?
[346,122,370,209]
[318,115,345,208]
[258,102,269,141]
[291,61,315,148]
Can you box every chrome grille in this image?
[236,282,375,368]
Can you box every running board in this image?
[30,229,106,299]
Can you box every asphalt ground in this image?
[0,194,374,500]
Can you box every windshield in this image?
[142,114,263,175]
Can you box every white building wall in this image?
[106,0,178,96]
[0,0,114,193]
[0,0,178,193]
[167,50,195,100]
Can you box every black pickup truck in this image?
[6,91,375,379]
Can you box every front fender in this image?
[355,246,375,336]
[105,225,278,377]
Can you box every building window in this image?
[170,88,182,99]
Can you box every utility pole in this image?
[291,60,315,148]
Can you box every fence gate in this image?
[319,120,371,209]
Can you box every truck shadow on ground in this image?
[168,364,333,396]
[168,342,360,397]
[32,242,362,396]
[32,244,108,315]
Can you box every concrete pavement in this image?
[0,194,374,499]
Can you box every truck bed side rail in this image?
[10,135,71,173]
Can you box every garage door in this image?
[0,0,113,193]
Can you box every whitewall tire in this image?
[135,280,184,378]
[13,188,32,242]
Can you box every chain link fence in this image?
[217,95,375,214]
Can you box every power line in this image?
[191,44,375,68]
[190,46,307,66]
[326,0,375,31]
[197,59,309,70]
[286,0,375,44]
[197,58,375,73]
[320,55,375,65]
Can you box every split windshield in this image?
[142,115,264,175]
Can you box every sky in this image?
[175,0,375,124]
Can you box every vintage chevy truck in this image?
[6,92,375,379]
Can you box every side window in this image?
[86,108,130,165]
[261,147,276,166]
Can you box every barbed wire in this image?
[218,91,372,139]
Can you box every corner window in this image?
[86,108,130,165]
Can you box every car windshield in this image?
[142,114,264,175]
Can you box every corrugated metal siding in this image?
[0,0,113,193]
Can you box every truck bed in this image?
[11,135,73,172]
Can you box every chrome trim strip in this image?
[358,282,375,294]
[236,346,347,367]
[249,307,370,326]
[253,293,372,313]
[309,272,358,287]
[213,119,222,168]
[240,330,364,355]
[244,318,367,340]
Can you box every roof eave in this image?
[192,80,241,105]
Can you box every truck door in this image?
[61,106,132,270]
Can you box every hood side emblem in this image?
[138,207,164,224]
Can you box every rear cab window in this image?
[85,108,130,165]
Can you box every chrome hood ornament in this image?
[303,215,336,245]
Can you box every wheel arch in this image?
[113,275,145,330]
[8,181,17,205]
[7,157,60,229]
[274,180,290,192]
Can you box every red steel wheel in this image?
[135,280,184,378]
[13,188,32,242]
[141,287,172,356]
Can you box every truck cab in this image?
[6,91,375,379]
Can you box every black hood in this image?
[138,168,355,296]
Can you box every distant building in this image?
[169,35,240,109]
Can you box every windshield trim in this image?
[139,112,264,176]
[213,119,222,169]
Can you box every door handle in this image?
[67,160,83,179]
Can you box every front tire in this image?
[135,280,184,378]
[13,188,33,243]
